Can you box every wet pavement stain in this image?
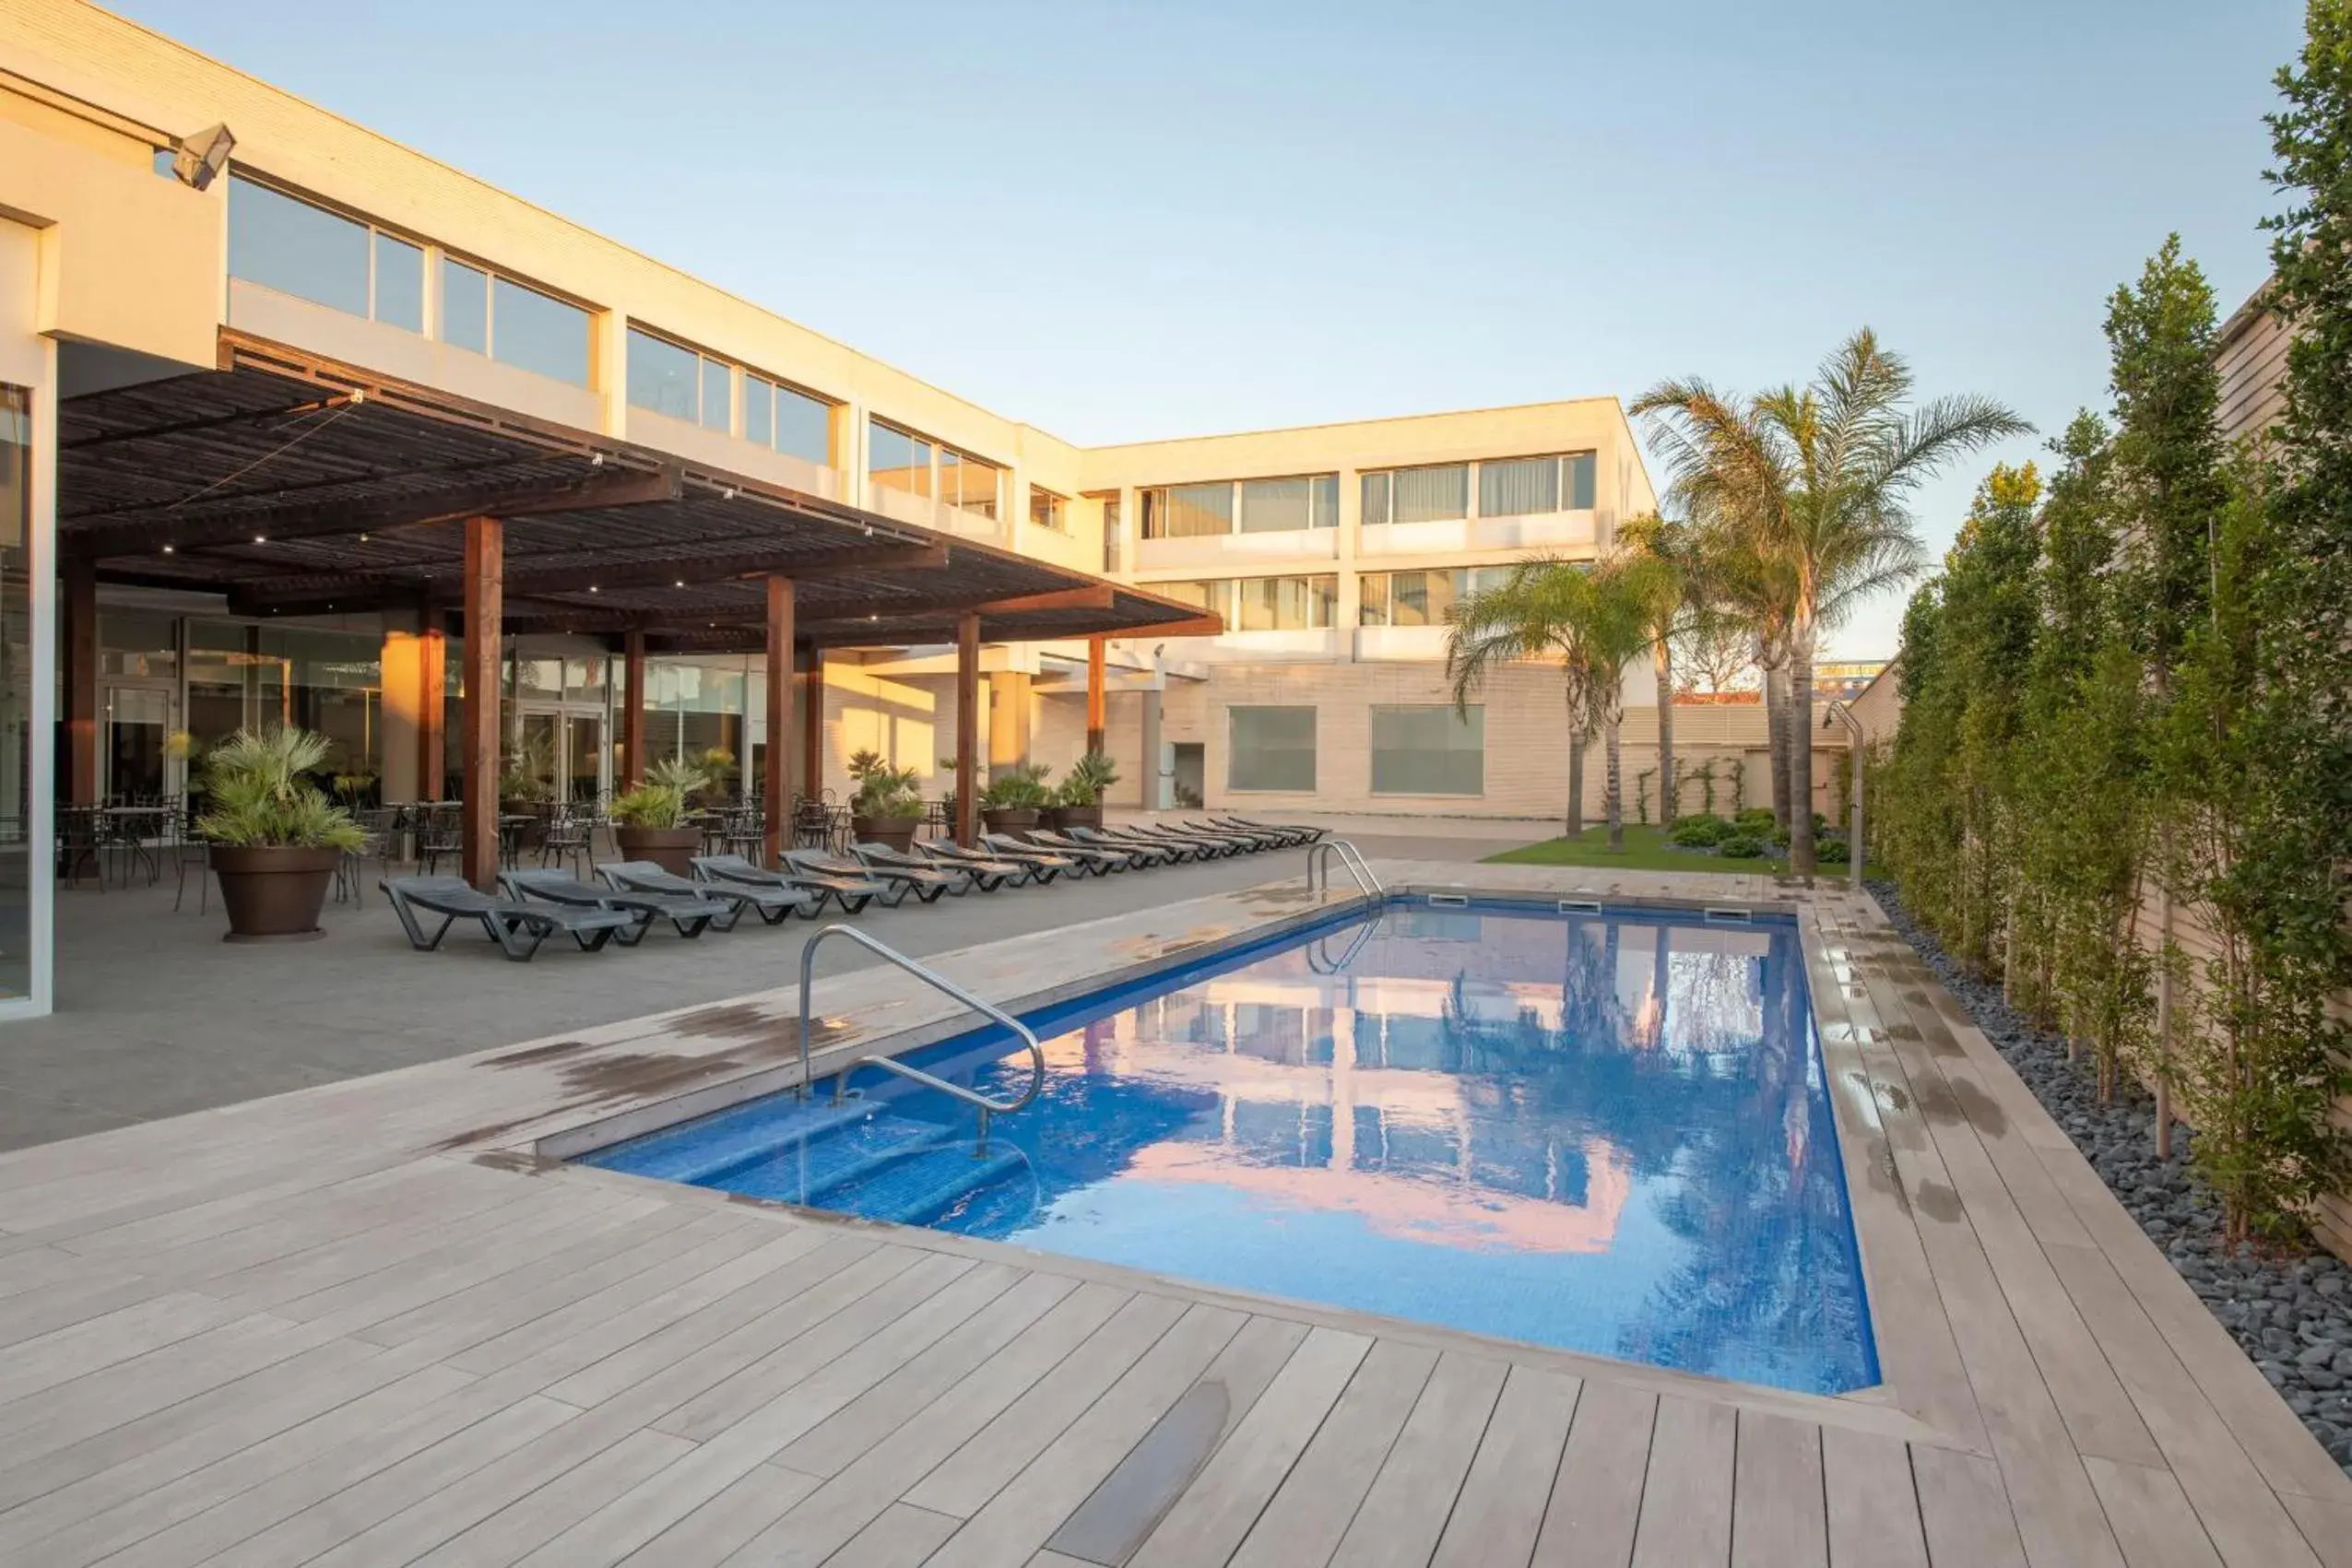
[548,1050,751,1106]
[481,1039,594,1069]
[1911,1078,1966,1126]
[1109,925,1236,962]
[1913,1180,1965,1223]
[431,1109,578,1152]
[469,1148,561,1175]
[1949,1078,2010,1137]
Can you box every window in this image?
[1229,706,1317,792]
[739,371,771,446]
[1476,452,1598,516]
[1393,464,1469,524]
[1234,574,1338,631]
[1154,579,1231,616]
[1029,487,1068,533]
[1371,705,1484,796]
[0,389,27,1000]
[1361,470,1390,528]
[940,447,1001,518]
[768,382,832,466]
[439,260,590,385]
[228,176,424,332]
[1358,567,1515,626]
[699,357,731,433]
[1090,491,1122,572]
[1141,481,1234,539]
[626,329,701,420]
[1237,474,1340,533]
[869,420,933,499]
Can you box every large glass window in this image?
[1153,579,1231,616]
[869,420,933,499]
[1391,464,1469,524]
[1237,474,1340,533]
[1358,567,1515,626]
[1029,487,1067,533]
[1141,481,1233,539]
[372,233,424,333]
[940,447,1001,518]
[1371,704,1484,796]
[1229,705,1317,792]
[0,389,29,1001]
[184,623,381,778]
[698,357,731,433]
[490,276,591,386]
[769,382,832,466]
[1476,452,1598,516]
[441,258,489,354]
[1234,574,1338,631]
[626,329,700,420]
[229,177,427,335]
[1095,492,1122,572]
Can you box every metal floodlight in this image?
[171,123,235,191]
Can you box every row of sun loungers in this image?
[380,815,1326,961]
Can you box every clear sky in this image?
[108,0,2304,657]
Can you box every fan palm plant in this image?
[1614,512,1733,828]
[194,726,365,849]
[1635,330,2028,873]
[1445,555,1671,849]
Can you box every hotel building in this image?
[0,1,1826,1018]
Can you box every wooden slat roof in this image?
[59,331,1213,647]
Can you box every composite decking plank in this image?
[1818,1424,1923,1568]
[609,1462,826,1568]
[1328,1350,1511,1568]
[0,1309,332,1455]
[1730,1411,1826,1568]
[2081,1456,2227,1568]
[2278,1490,2352,1568]
[405,1426,697,1568]
[1428,1366,1579,1568]
[1910,1444,2027,1568]
[1533,1376,1657,1568]
[0,1289,241,1409]
[1628,1394,1734,1568]
[1125,1325,1376,1568]
[1223,1338,1439,1568]
[915,1304,1250,1567]
[817,1501,963,1568]
[507,1439,821,1568]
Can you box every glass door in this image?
[564,713,605,803]
[101,683,176,802]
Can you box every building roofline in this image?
[1078,395,1634,454]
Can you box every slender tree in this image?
[1637,335,2029,875]
[1615,512,1723,827]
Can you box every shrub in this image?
[847,750,923,819]
[1669,815,1731,847]
[1818,838,1851,865]
[1716,832,1767,859]
[609,756,711,830]
[195,726,367,850]
[980,762,1053,810]
[1056,751,1119,807]
[1734,807,1776,831]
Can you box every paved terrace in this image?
[2,856,2347,1567]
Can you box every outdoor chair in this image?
[906,841,1034,890]
[538,808,595,878]
[337,808,400,905]
[171,833,209,914]
[850,842,986,895]
[501,867,732,940]
[826,843,968,902]
[382,876,636,961]
[1213,815,1326,844]
[598,859,810,925]
[695,852,884,915]
[963,835,1081,882]
[775,849,906,911]
[417,810,465,877]
[1020,828,1140,873]
[55,806,107,890]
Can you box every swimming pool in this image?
[578,898,1879,1395]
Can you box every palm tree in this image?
[1634,330,2028,874]
[1446,555,1670,849]
[1615,512,1729,828]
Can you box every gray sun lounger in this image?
[966,835,1079,882]
[778,850,907,911]
[1073,824,1196,864]
[1105,822,1239,858]
[699,852,885,914]
[1021,828,1141,873]
[912,841,1035,889]
[848,843,979,899]
[1185,817,1285,851]
[599,859,813,925]
[382,876,636,961]
[501,867,731,939]
[1215,815,1326,844]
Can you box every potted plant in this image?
[609,756,710,875]
[1052,750,1119,831]
[979,762,1051,836]
[195,725,366,940]
[693,746,739,808]
[846,749,924,853]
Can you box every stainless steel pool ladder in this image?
[1306,838,1383,899]
[795,924,1046,1151]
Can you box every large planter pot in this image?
[981,807,1039,836]
[613,825,700,877]
[852,814,920,854]
[1058,804,1104,831]
[210,845,337,941]
[1035,806,1066,833]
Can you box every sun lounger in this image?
[849,843,983,897]
[1064,825,1177,867]
[968,835,1083,881]
[501,867,731,939]
[1211,814,1324,845]
[1079,824,1203,863]
[598,859,812,925]
[1184,817,1285,851]
[775,851,898,912]
[1023,828,1145,872]
[914,840,1037,889]
[1113,821,1246,857]
[382,876,635,961]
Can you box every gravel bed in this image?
[1866,878,2352,1474]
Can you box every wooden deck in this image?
[1,862,2346,1567]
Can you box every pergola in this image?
[55,331,1216,886]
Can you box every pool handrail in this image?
[1306,838,1383,900]
[795,924,1046,1149]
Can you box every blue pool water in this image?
[580,901,1878,1394]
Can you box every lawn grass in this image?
[1483,821,1814,875]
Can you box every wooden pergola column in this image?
[419,610,446,801]
[62,556,99,805]
[954,611,980,846]
[762,575,794,867]
[621,631,646,791]
[459,516,503,890]
[1086,635,1107,756]
[802,651,824,799]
